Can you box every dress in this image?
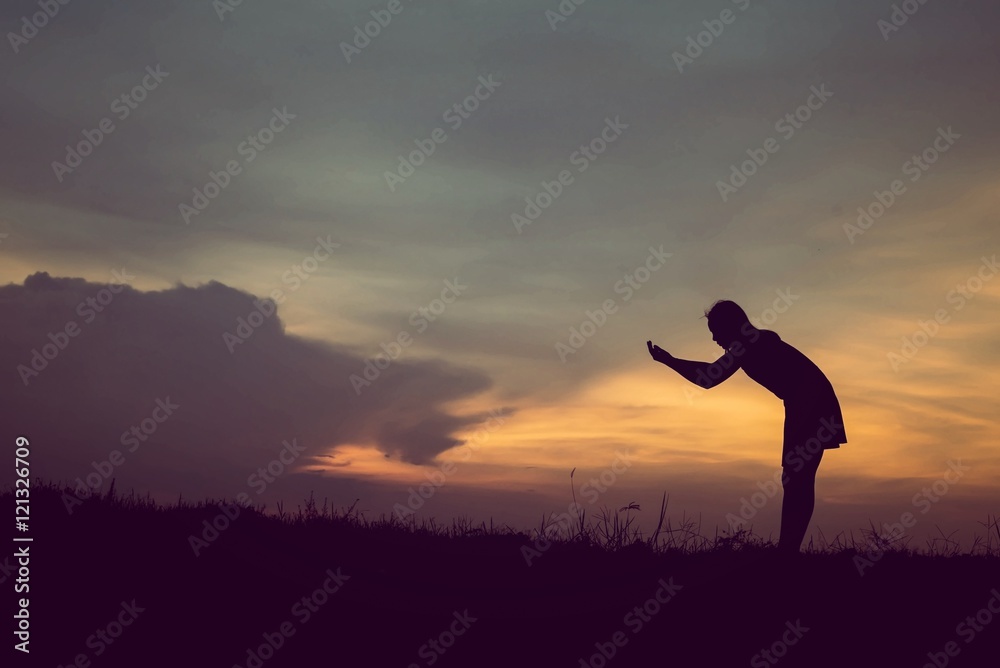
[736,329,847,467]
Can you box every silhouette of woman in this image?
[646,300,847,554]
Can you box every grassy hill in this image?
[4,481,998,667]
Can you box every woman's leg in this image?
[778,449,824,553]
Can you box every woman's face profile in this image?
[708,320,740,349]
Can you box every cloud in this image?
[0,272,497,497]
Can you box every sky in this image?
[1,0,998,549]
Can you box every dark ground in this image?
[4,483,999,668]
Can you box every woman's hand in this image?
[646,340,673,364]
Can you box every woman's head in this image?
[703,300,751,349]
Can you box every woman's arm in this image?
[647,340,742,389]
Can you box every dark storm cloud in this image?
[0,272,497,494]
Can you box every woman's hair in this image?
[702,300,750,328]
